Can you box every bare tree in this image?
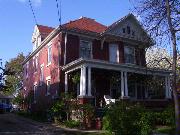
[130,0,180,134]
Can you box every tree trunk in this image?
[165,0,180,134]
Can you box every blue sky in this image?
[0,0,133,65]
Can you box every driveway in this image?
[0,113,102,135]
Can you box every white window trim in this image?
[46,76,51,80]
[40,63,44,85]
[80,40,92,59]
[47,43,52,66]
[46,76,51,96]
[124,46,136,65]
[109,44,119,63]
[33,82,37,103]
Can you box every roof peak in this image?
[79,16,95,20]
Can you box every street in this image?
[0,113,100,135]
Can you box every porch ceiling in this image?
[62,58,171,76]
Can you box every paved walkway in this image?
[0,113,101,135]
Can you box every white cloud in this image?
[17,0,42,7]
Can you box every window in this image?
[80,40,92,59]
[127,26,131,34]
[122,28,126,33]
[47,45,52,64]
[34,56,38,72]
[124,46,135,64]
[40,65,44,84]
[46,79,51,95]
[132,30,135,37]
[109,44,119,63]
[35,40,38,49]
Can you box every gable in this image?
[106,14,150,43]
[32,25,40,43]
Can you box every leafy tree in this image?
[0,59,13,91]
[4,53,25,95]
[131,0,180,133]
[13,92,24,105]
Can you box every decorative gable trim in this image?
[103,14,152,45]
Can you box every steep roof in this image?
[37,25,54,34]
[62,17,108,33]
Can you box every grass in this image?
[155,126,175,135]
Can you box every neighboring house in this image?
[22,14,171,110]
[0,92,13,105]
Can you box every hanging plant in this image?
[72,73,80,84]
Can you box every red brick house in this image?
[22,14,171,110]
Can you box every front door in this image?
[109,44,119,63]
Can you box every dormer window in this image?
[127,26,131,34]
[132,30,135,37]
[35,40,38,48]
[122,28,126,33]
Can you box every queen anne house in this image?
[23,14,172,110]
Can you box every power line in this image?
[55,0,62,26]
[28,0,38,24]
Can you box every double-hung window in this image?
[47,45,52,65]
[124,46,135,64]
[34,56,38,72]
[80,40,92,59]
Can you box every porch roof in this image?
[62,58,171,76]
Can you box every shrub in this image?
[102,102,155,135]
[155,105,175,126]
[64,120,80,128]
[79,103,95,128]
[137,111,155,135]
[50,101,66,122]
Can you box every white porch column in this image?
[167,76,171,98]
[124,71,129,97]
[80,66,86,96]
[165,76,171,99]
[88,67,92,96]
[121,71,125,97]
[65,73,68,93]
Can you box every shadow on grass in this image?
[54,131,110,135]
[156,126,175,135]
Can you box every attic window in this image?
[127,26,130,34]
[132,30,135,37]
[122,28,126,33]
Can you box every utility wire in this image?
[55,0,62,26]
[28,0,38,24]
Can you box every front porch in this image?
[62,58,172,107]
